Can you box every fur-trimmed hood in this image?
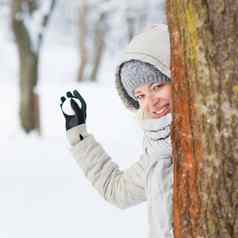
[115,24,171,112]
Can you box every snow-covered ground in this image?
[0,36,148,238]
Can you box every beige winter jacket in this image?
[67,24,174,238]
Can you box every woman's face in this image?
[134,83,172,119]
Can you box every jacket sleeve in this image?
[66,125,147,209]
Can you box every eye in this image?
[135,95,145,100]
[152,83,163,90]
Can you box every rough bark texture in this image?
[167,1,238,238]
[11,0,40,134]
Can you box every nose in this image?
[148,93,160,108]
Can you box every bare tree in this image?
[90,0,111,81]
[124,2,148,41]
[11,0,56,134]
[125,7,136,41]
[77,0,111,82]
[167,1,238,237]
[78,0,88,82]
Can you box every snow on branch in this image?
[17,0,56,53]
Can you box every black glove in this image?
[60,90,87,131]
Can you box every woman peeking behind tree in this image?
[60,24,174,238]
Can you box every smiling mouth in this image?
[153,104,170,118]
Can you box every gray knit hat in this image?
[120,60,170,101]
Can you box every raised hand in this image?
[60,90,87,130]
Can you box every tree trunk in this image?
[19,51,40,134]
[126,16,135,41]
[78,0,88,81]
[11,0,40,134]
[90,13,106,81]
[167,1,238,238]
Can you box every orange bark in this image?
[167,1,238,237]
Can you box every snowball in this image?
[62,98,82,115]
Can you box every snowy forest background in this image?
[1,0,166,237]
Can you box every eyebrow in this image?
[134,90,142,95]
